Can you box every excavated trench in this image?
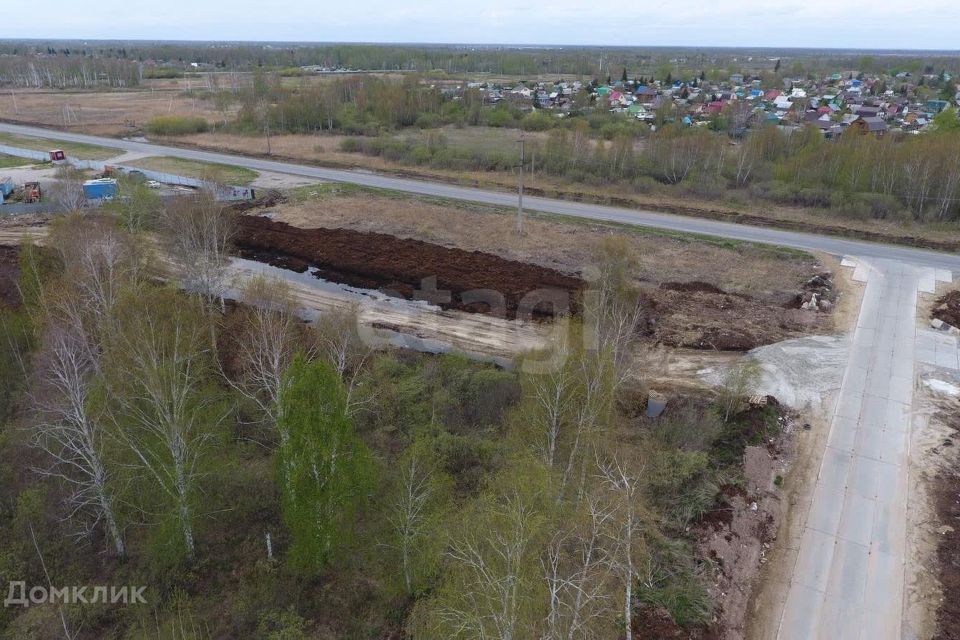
[234,215,584,321]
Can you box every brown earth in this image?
[634,606,721,640]
[933,410,960,640]
[641,284,825,351]
[234,190,833,350]
[0,245,19,308]
[233,215,584,320]
[933,291,960,328]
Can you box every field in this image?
[0,87,235,137]
[121,156,259,185]
[0,131,119,160]
[0,154,34,169]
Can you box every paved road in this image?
[777,258,956,640]
[2,122,960,272]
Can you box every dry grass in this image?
[268,186,820,300]
[1,88,236,137]
[171,130,960,247]
[122,156,258,185]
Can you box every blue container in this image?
[0,178,13,198]
[82,178,118,200]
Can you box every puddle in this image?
[647,393,668,418]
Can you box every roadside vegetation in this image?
[122,156,258,185]
[145,115,210,136]
[0,192,787,638]
[0,154,33,169]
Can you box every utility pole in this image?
[517,133,525,236]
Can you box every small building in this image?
[49,149,66,163]
[848,116,889,136]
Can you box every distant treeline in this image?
[3,41,960,79]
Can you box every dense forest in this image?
[0,192,779,638]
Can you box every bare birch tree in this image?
[31,316,125,557]
[314,305,374,415]
[49,168,87,213]
[159,192,235,314]
[410,463,551,639]
[596,452,648,640]
[108,294,220,560]
[542,493,617,640]
[225,276,303,436]
[386,437,451,595]
[584,238,645,392]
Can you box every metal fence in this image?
[0,143,256,214]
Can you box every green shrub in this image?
[142,66,184,79]
[484,108,516,128]
[415,112,441,129]
[145,115,209,136]
[520,111,555,131]
[339,137,363,153]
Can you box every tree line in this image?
[0,56,141,88]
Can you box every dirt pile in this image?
[934,468,960,640]
[647,283,827,351]
[0,246,19,308]
[933,291,960,329]
[933,409,960,640]
[234,215,583,320]
[633,606,721,640]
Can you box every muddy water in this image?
[225,258,560,367]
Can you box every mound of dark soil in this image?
[234,216,583,320]
[634,606,721,640]
[933,291,960,328]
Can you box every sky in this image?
[17,0,960,50]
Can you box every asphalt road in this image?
[2,122,959,272]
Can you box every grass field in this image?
[122,156,259,185]
[397,125,548,154]
[0,154,35,169]
[0,132,119,161]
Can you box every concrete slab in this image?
[825,538,870,605]
[779,583,826,640]
[778,258,919,639]
[837,492,875,546]
[794,527,838,592]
